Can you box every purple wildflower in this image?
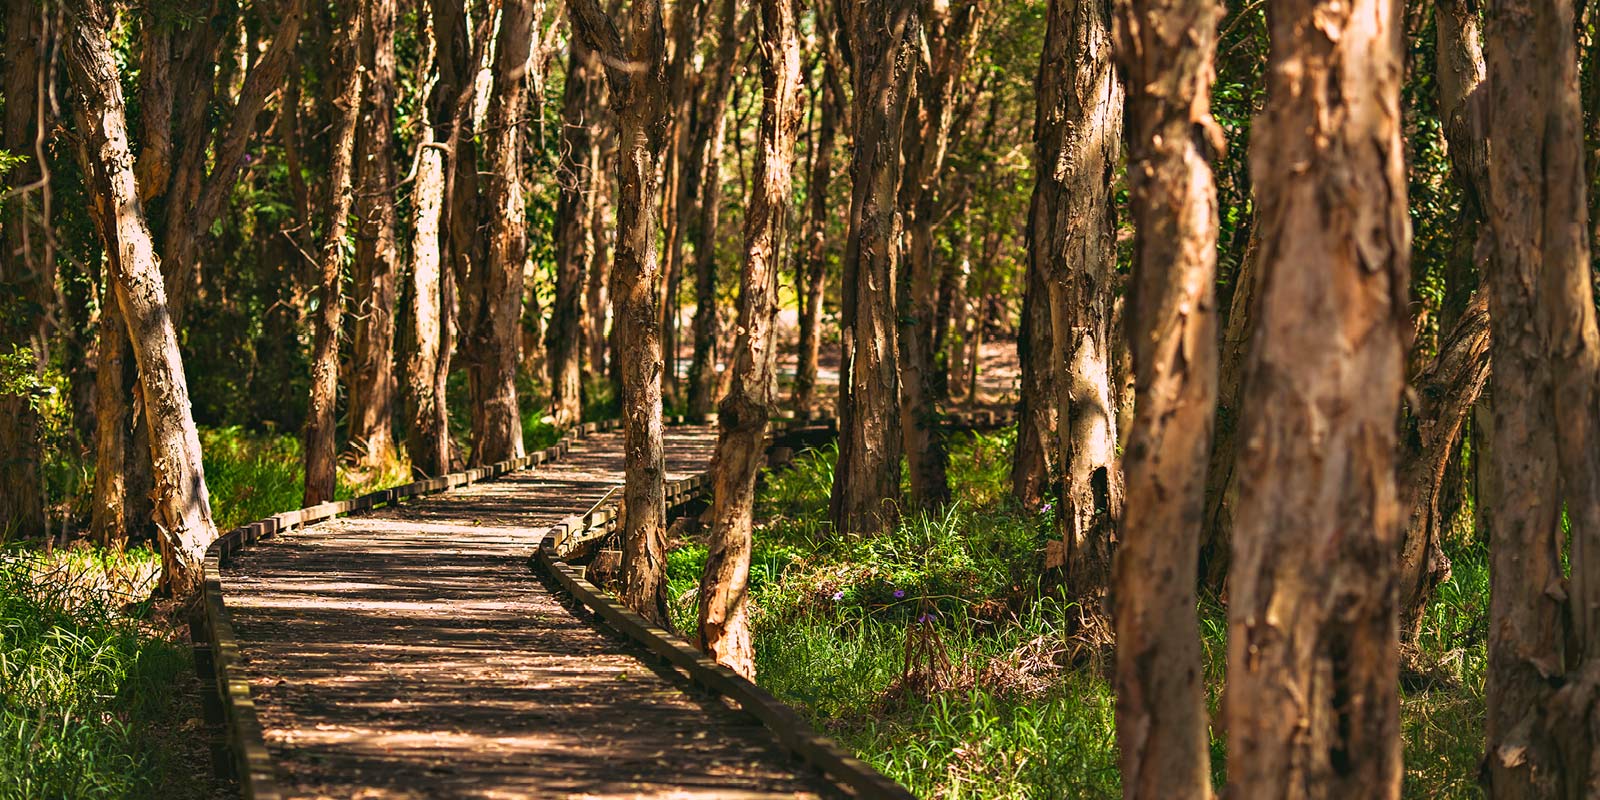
[918,613,933,624]
[1041,502,1053,513]
[832,590,845,601]
[893,589,906,599]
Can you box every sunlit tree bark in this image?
[570,0,674,625]
[1224,1,1410,796]
[697,0,804,676]
[66,0,220,594]
[1111,0,1223,793]
[829,0,919,536]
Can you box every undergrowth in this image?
[0,546,218,799]
[667,425,1490,799]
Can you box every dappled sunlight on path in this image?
[225,426,840,799]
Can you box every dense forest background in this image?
[4,0,1600,796]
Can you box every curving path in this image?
[222,425,842,799]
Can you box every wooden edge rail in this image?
[531,414,920,800]
[191,419,623,800]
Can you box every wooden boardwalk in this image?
[222,425,843,799]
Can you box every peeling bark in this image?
[1482,0,1600,795]
[349,0,401,468]
[570,0,673,626]
[303,4,366,506]
[697,0,803,677]
[829,0,919,536]
[66,0,220,594]
[1110,0,1224,793]
[1033,0,1124,593]
[1224,1,1410,796]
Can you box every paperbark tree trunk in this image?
[348,0,400,468]
[403,1,461,479]
[549,41,604,429]
[1482,0,1600,794]
[303,5,366,506]
[659,0,710,408]
[1224,1,1410,796]
[1391,0,1491,637]
[1397,294,1489,635]
[0,0,47,539]
[829,0,919,536]
[65,1,220,595]
[570,0,674,626]
[90,295,131,547]
[1033,0,1124,594]
[684,0,744,420]
[465,0,537,466]
[697,0,803,677]
[1197,224,1256,591]
[793,23,844,417]
[897,0,981,511]
[1012,224,1057,510]
[1110,0,1224,794]
[584,182,613,390]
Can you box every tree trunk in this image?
[91,295,130,547]
[1197,223,1257,591]
[1033,0,1124,594]
[549,41,604,429]
[465,0,537,466]
[792,28,842,417]
[1482,0,1600,794]
[1397,294,1489,635]
[659,0,710,409]
[584,182,613,391]
[570,0,673,626]
[1110,0,1224,795]
[1224,1,1409,797]
[349,0,400,468]
[0,0,47,539]
[1394,0,1493,636]
[65,0,220,594]
[303,5,365,506]
[1012,224,1057,510]
[829,0,919,537]
[403,2,457,479]
[697,0,803,676]
[897,0,981,512]
[684,0,745,420]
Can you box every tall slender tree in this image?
[0,0,49,539]
[303,2,365,506]
[1111,0,1223,793]
[697,0,804,676]
[549,38,605,429]
[792,17,844,417]
[1032,0,1124,593]
[897,0,982,510]
[348,0,401,468]
[464,0,538,465]
[683,0,745,420]
[829,0,920,536]
[65,0,220,594]
[1482,0,1600,793]
[569,0,675,625]
[1224,1,1410,796]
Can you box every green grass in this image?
[0,546,216,799]
[667,426,1490,799]
[202,425,415,531]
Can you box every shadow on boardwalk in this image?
[224,427,842,799]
